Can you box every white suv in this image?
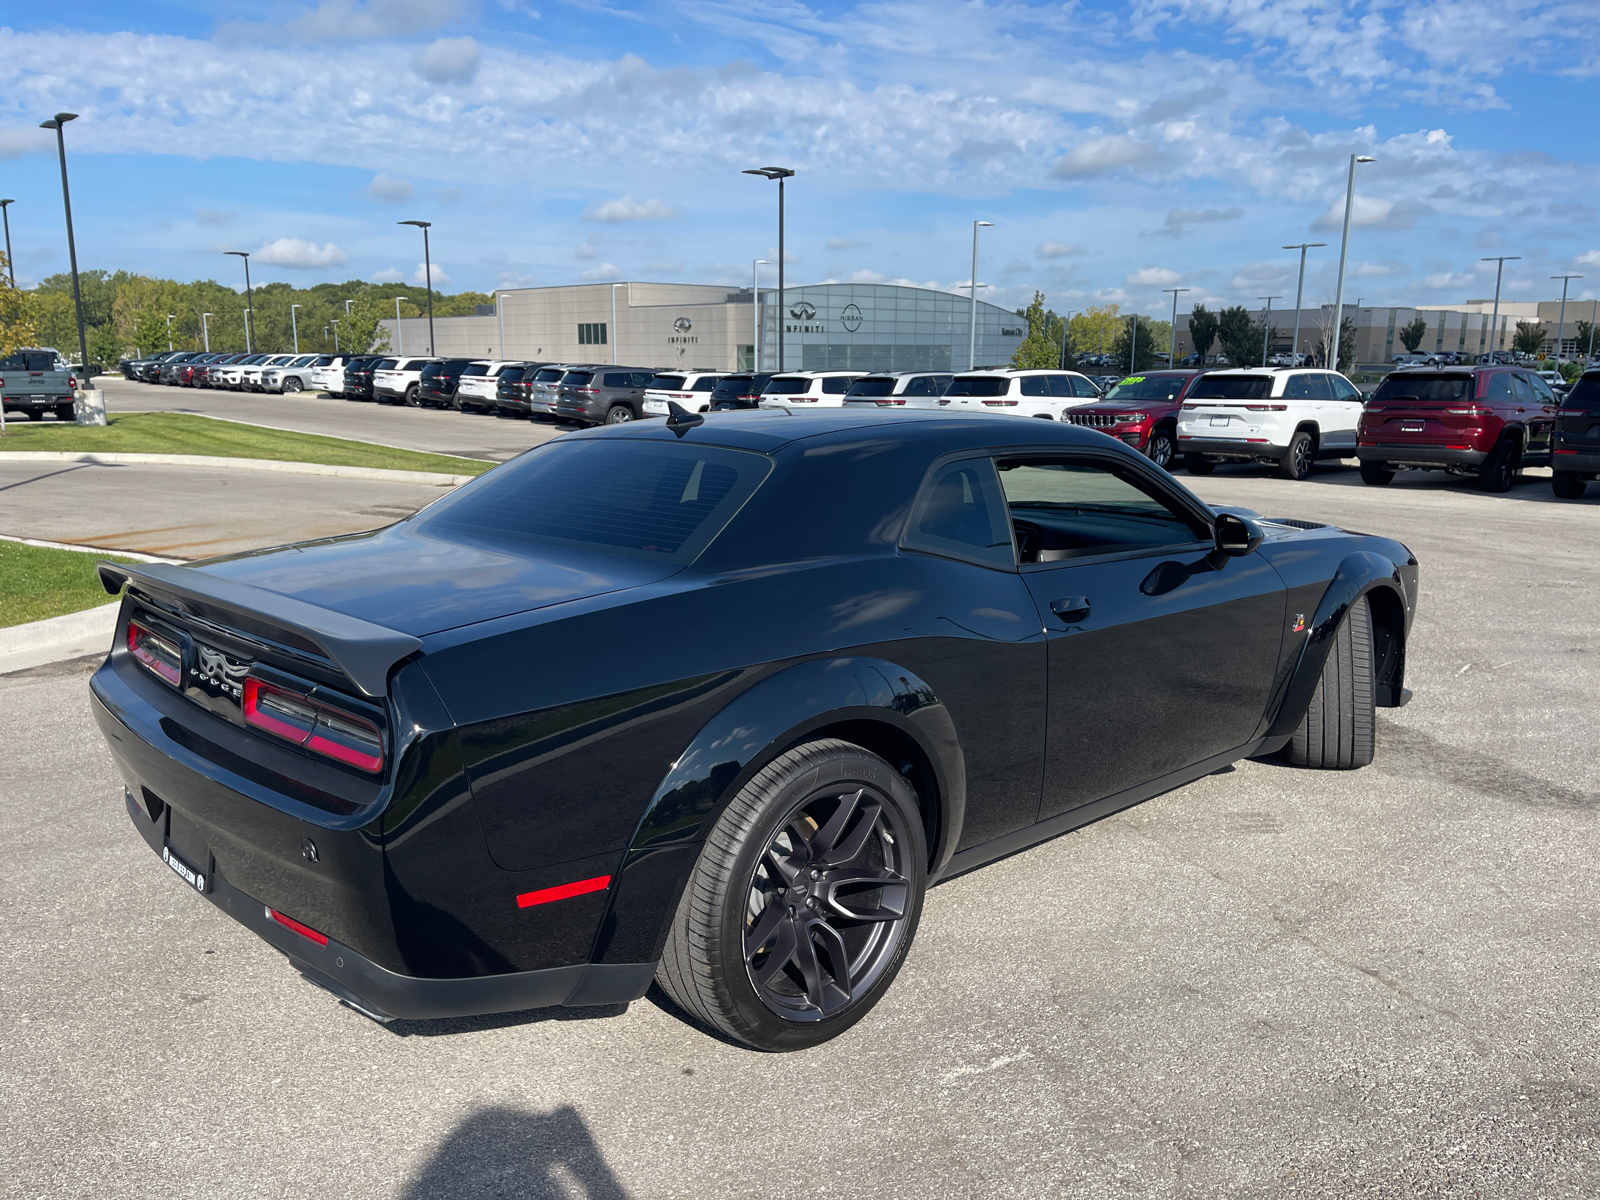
[941,369,1102,418]
[642,371,724,416]
[372,356,440,405]
[758,371,866,408]
[240,354,297,391]
[1176,368,1365,480]
[455,360,521,414]
[841,372,955,408]
[309,355,353,395]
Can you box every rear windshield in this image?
[1103,375,1189,402]
[764,376,812,395]
[418,440,773,564]
[562,371,594,386]
[1561,374,1600,411]
[461,363,489,376]
[1370,374,1475,405]
[0,352,58,371]
[847,378,898,397]
[374,359,398,370]
[1189,376,1273,401]
[498,366,526,383]
[712,375,767,398]
[534,368,566,383]
[648,375,686,390]
[946,377,1009,397]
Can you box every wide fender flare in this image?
[587,657,965,966]
[1265,551,1409,740]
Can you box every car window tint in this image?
[1189,375,1272,400]
[420,441,773,565]
[1020,375,1051,397]
[1487,373,1516,403]
[1282,373,1317,400]
[563,372,595,386]
[1564,375,1600,411]
[946,377,1009,397]
[648,376,686,390]
[996,459,1205,562]
[1306,374,1334,400]
[462,364,489,376]
[691,377,720,391]
[764,376,812,395]
[1330,376,1362,402]
[1371,374,1473,404]
[0,353,24,370]
[1527,374,1557,403]
[1509,373,1533,403]
[601,373,632,388]
[821,376,855,394]
[1073,375,1100,397]
[848,378,897,397]
[1046,374,1074,398]
[901,377,931,397]
[902,458,1015,569]
[499,367,526,383]
[633,372,654,386]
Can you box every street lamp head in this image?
[743,167,795,180]
[1355,155,1375,163]
[1481,255,1521,263]
[755,259,770,264]
[1283,242,1328,249]
[224,250,249,259]
[976,221,994,228]
[0,199,11,208]
[399,219,432,229]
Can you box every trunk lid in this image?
[1557,376,1600,450]
[1361,373,1482,445]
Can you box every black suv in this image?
[417,358,475,409]
[1552,369,1600,499]
[342,356,382,402]
[708,373,776,411]
[495,362,556,418]
[554,367,656,425]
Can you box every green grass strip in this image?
[0,541,146,629]
[0,412,493,476]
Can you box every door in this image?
[1325,374,1365,448]
[997,455,1287,820]
[1522,372,1558,459]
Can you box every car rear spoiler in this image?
[97,561,421,699]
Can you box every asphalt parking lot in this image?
[3,456,1598,1198]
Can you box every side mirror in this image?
[1211,512,1264,564]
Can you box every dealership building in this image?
[379,281,1028,373]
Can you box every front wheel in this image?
[656,738,927,1052]
[1359,460,1395,486]
[1146,426,1175,470]
[1477,437,1518,493]
[1278,431,1315,480]
[1182,452,1214,475]
[1552,471,1587,499]
[1285,595,1375,770]
[604,404,635,425]
[282,378,302,393]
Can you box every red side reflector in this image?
[267,907,330,946]
[1555,448,1577,455]
[516,875,612,909]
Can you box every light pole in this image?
[344,299,353,316]
[1480,256,1520,362]
[610,282,628,365]
[1059,310,1075,369]
[224,250,254,352]
[743,168,794,371]
[290,303,301,353]
[1330,154,1375,374]
[244,309,254,351]
[1163,288,1190,365]
[398,221,435,354]
[752,259,769,371]
[0,199,14,287]
[331,319,340,353]
[39,113,90,377]
[1258,295,1281,366]
[1551,274,1581,362]
[166,313,176,352]
[201,312,212,352]
[1282,241,1326,365]
[395,295,405,353]
[967,220,994,370]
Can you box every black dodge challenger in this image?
[91,409,1417,1051]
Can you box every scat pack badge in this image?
[1292,614,1307,633]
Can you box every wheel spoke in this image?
[807,919,855,1014]
[825,867,908,923]
[762,844,802,887]
[748,908,799,989]
[811,789,864,858]
[789,916,827,1008]
[815,790,884,867]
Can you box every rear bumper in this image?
[121,790,653,1021]
[1552,449,1600,474]
[1178,436,1284,461]
[2,395,72,408]
[1357,443,1487,468]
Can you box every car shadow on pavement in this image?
[381,1001,631,1038]
[401,1105,629,1199]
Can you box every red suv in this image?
[1356,366,1559,492]
[1063,369,1207,470]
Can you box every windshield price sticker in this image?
[1122,376,1145,384]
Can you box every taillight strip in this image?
[516,875,612,909]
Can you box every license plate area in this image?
[1210,415,1229,427]
[1400,420,1425,432]
[162,842,210,894]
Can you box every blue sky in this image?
[2,0,1598,317]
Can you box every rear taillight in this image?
[128,620,182,687]
[1244,404,1288,411]
[875,399,907,406]
[68,375,78,389]
[242,677,384,773]
[1444,405,1487,416]
[982,399,1019,406]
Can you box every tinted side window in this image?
[1330,376,1362,402]
[1072,375,1100,397]
[602,373,631,388]
[1046,375,1074,398]
[1487,373,1516,403]
[1527,374,1557,403]
[633,372,654,387]
[902,377,931,397]
[902,458,1014,569]
[1283,373,1318,400]
[1020,375,1051,397]
[1509,373,1533,403]
[691,377,720,392]
[821,376,854,394]
[997,459,1206,562]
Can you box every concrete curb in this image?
[0,451,475,486]
[0,602,119,676]
[0,533,180,564]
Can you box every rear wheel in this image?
[1278,430,1315,480]
[1285,595,1375,770]
[1552,471,1587,499]
[282,377,302,393]
[1359,460,1395,486]
[25,409,42,421]
[605,404,635,425]
[55,404,75,422]
[656,738,927,1052]
[1477,437,1519,493]
[1146,426,1175,470]
[1182,452,1214,475]
[403,384,420,407]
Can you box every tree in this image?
[1009,291,1062,369]
[1065,304,1121,364]
[1187,303,1218,361]
[1513,320,1547,356]
[339,292,394,355]
[1313,316,1356,369]
[1111,314,1162,372]
[0,255,37,358]
[1574,320,1597,362]
[1216,305,1258,368]
[1398,316,1429,353]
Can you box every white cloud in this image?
[223,0,474,43]
[574,236,599,260]
[1052,136,1157,180]
[1147,205,1244,238]
[495,272,539,288]
[1354,259,1409,277]
[1423,271,1476,288]
[369,267,404,283]
[581,263,621,281]
[413,261,450,285]
[1312,195,1432,232]
[366,173,415,202]
[1036,242,1084,259]
[826,238,866,251]
[0,127,51,158]
[413,36,480,85]
[1575,251,1600,267]
[255,238,348,268]
[583,196,677,222]
[1126,266,1182,287]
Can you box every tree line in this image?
[1008,292,1172,372]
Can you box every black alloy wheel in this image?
[1279,431,1315,481]
[1359,460,1395,486]
[657,739,927,1052]
[1182,452,1215,475]
[1146,427,1175,470]
[1552,471,1587,499]
[403,384,420,407]
[605,404,635,424]
[1477,437,1519,493]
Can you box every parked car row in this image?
[120,349,343,393]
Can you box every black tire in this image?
[604,404,635,425]
[656,738,927,1052]
[1477,437,1518,493]
[1278,430,1315,480]
[55,404,75,422]
[282,377,302,393]
[1552,471,1587,499]
[403,384,420,407]
[1146,426,1176,470]
[1285,595,1375,770]
[25,409,42,421]
[1359,460,1395,486]
[1182,452,1214,475]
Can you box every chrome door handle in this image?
[1050,596,1091,623]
